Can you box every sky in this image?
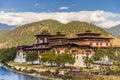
[1,0,120,29]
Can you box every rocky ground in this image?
[4,62,120,80]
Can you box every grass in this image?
[8,62,58,69]
[8,62,92,73]
[8,62,120,80]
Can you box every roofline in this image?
[76,32,101,36]
[49,37,67,40]
[68,37,113,40]
[34,34,52,37]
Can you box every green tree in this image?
[112,48,120,72]
[105,46,115,72]
[55,53,75,67]
[55,54,63,66]
[41,52,56,66]
[106,45,115,61]
[92,48,107,80]
[26,51,38,64]
[0,47,17,64]
[115,53,120,68]
[92,48,106,61]
[92,48,107,71]
[83,56,93,68]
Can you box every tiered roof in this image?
[76,30,101,36]
[34,30,52,37]
[69,30,112,40]
[18,30,112,51]
[50,32,66,39]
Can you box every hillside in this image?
[0,23,15,30]
[0,30,9,42]
[0,30,8,36]
[105,24,120,37]
[0,19,114,48]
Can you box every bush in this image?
[0,47,17,63]
[26,51,38,64]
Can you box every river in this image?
[0,67,44,80]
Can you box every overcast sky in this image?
[1,0,120,29]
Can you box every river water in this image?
[0,67,44,80]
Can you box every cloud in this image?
[11,8,15,11]
[0,11,5,14]
[59,6,69,10]
[0,10,120,28]
[34,3,39,6]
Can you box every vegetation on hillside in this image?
[0,19,109,48]
[106,24,120,37]
[0,30,8,41]
[0,30,8,36]
[0,47,17,64]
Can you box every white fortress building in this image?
[14,30,112,67]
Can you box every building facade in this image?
[14,30,112,67]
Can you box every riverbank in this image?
[4,62,120,80]
[3,62,63,80]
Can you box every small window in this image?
[94,66,97,68]
[39,39,43,43]
[90,42,92,45]
[106,43,108,46]
[86,53,89,55]
[96,42,99,45]
[76,56,78,59]
[82,56,85,59]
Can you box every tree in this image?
[55,53,75,67]
[105,45,115,72]
[55,54,63,66]
[26,51,38,64]
[0,47,17,64]
[41,51,56,66]
[92,48,106,62]
[41,52,75,67]
[115,53,120,68]
[112,48,120,72]
[106,45,115,61]
[83,56,93,68]
[92,48,107,80]
[92,48,108,72]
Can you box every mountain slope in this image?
[0,30,9,42]
[0,30,8,36]
[0,23,15,30]
[105,24,120,37]
[0,19,112,48]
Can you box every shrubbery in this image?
[26,51,39,64]
[41,52,75,67]
[0,47,17,64]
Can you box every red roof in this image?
[51,43,68,47]
[24,47,51,50]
